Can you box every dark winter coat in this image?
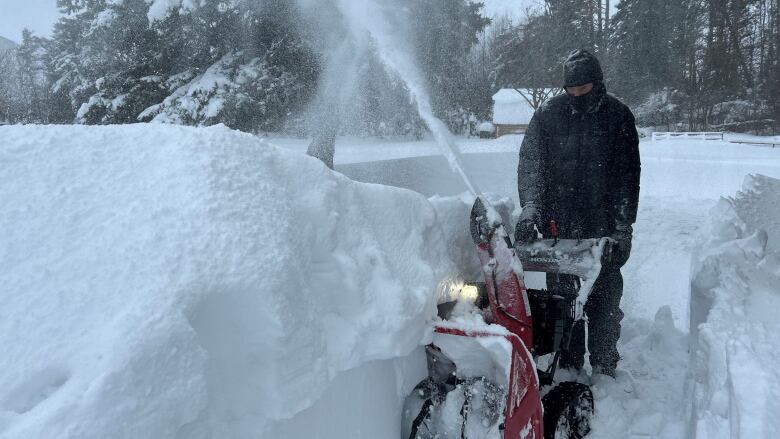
[517,86,640,239]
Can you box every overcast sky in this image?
[0,0,61,41]
[483,0,618,20]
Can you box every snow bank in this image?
[689,174,780,438]
[0,124,457,438]
[268,134,523,165]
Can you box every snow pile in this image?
[689,174,780,438]
[0,124,457,438]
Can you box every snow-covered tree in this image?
[406,0,490,131]
[0,41,18,122]
[0,30,55,123]
[46,0,318,131]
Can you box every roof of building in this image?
[492,88,524,103]
[492,89,535,125]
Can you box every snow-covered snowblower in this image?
[402,198,607,439]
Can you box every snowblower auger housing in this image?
[402,198,601,439]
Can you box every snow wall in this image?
[0,124,484,438]
[689,174,780,438]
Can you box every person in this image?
[515,49,641,377]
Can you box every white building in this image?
[492,88,559,137]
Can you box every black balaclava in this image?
[563,49,605,113]
[568,80,606,113]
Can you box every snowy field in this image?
[2,125,780,438]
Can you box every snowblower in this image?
[402,198,607,439]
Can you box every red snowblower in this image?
[402,198,608,439]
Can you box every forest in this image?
[1,0,778,135]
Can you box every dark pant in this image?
[555,266,624,376]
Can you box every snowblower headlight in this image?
[448,282,479,302]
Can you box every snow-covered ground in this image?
[3,125,780,438]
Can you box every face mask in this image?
[568,94,591,113]
[568,82,605,113]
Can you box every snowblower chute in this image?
[402,198,605,439]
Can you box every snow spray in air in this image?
[335,0,482,197]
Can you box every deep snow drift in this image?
[4,124,780,439]
[0,124,471,438]
[689,174,780,438]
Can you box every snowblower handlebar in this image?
[514,238,609,280]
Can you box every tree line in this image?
[2,0,778,134]
[490,0,780,132]
[0,0,489,136]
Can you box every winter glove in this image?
[604,224,633,267]
[515,203,542,243]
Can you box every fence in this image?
[729,139,778,148]
[651,132,724,141]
